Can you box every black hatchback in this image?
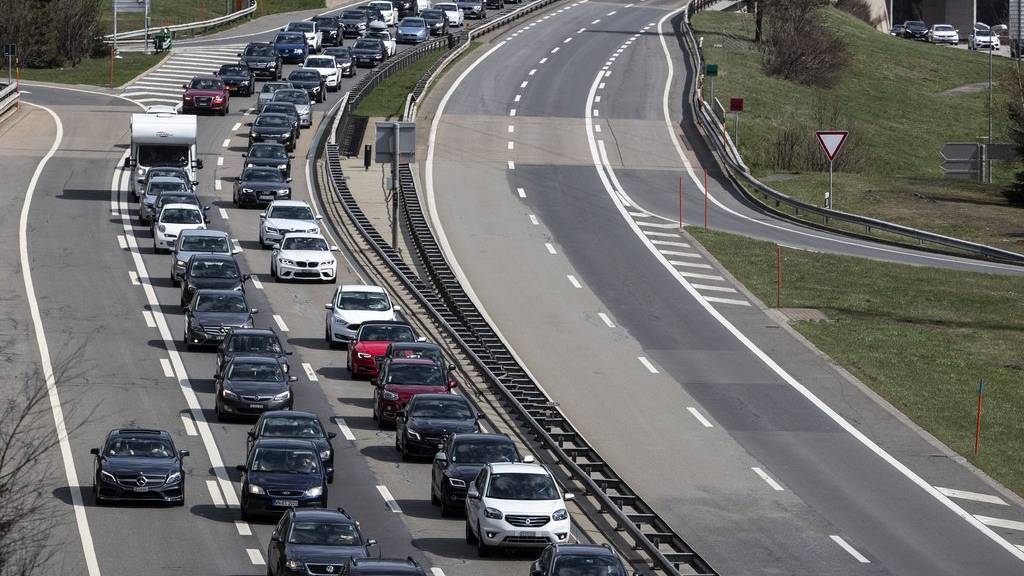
[215,356,296,421]
[247,410,337,467]
[287,69,326,103]
[351,38,386,68]
[237,438,332,519]
[249,113,296,151]
[91,428,189,506]
[267,508,376,576]
[396,393,480,459]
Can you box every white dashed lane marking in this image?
[247,549,265,566]
[180,412,198,436]
[545,243,557,254]
[337,419,356,441]
[687,407,713,428]
[303,363,318,382]
[830,536,870,564]
[160,358,174,377]
[517,187,526,198]
[129,271,140,285]
[598,312,615,327]
[142,310,156,328]
[529,214,539,225]
[567,275,581,288]
[219,208,229,220]
[752,467,785,491]
[377,485,403,513]
[234,521,252,536]
[273,314,289,332]
[638,356,658,373]
[206,480,225,508]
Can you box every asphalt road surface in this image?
[421,0,1024,575]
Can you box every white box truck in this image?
[125,109,201,200]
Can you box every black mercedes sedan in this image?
[243,143,294,177]
[239,42,282,80]
[215,356,296,421]
[91,428,189,506]
[216,63,256,96]
[183,289,257,350]
[287,69,326,103]
[266,508,376,576]
[430,432,530,516]
[396,394,479,459]
[233,166,293,207]
[237,438,332,519]
[179,253,247,307]
[351,38,386,68]
[217,327,292,377]
[247,410,336,467]
[249,113,296,151]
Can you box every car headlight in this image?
[279,258,295,266]
[248,484,265,495]
[246,163,255,168]
[277,189,290,196]
[406,428,421,440]
[484,507,503,520]
[266,226,279,233]
[242,187,253,193]
[320,449,331,461]
[158,224,167,233]
[100,470,117,482]
[222,388,239,400]
[448,477,466,488]
[277,164,287,169]
[285,559,302,571]
[166,470,182,484]
[357,352,372,359]
[382,390,399,401]
[304,486,323,497]
[272,390,291,401]
[175,259,186,267]
[552,508,568,521]
[321,259,335,267]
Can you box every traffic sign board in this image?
[2,44,15,57]
[729,97,743,112]
[705,63,718,77]
[941,143,980,161]
[815,131,849,161]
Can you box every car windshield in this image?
[190,78,224,90]
[263,104,296,116]
[370,2,391,9]
[261,416,323,438]
[410,398,472,419]
[907,21,925,28]
[261,83,290,94]
[150,181,187,194]
[149,168,188,180]
[245,45,277,57]
[288,22,314,32]
[195,293,247,312]
[256,115,290,127]
[313,16,338,25]
[385,363,445,386]
[401,18,425,27]
[243,167,285,181]
[106,436,176,458]
[190,259,240,279]
[289,70,320,81]
[325,48,353,57]
[289,522,360,546]
[228,362,283,381]
[282,237,329,251]
[436,3,457,9]
[251,448,319,473]
[422,10,443,20]
[219,65,247,75]
[275,91,310,105]
[180,235,229,253]
[390,346,442,363]
[487,473,559,500]
[337,291,389,311]
[354,40,380,50]
[367,32,389,41]
[228,334,283,353]
[277,33,305,43]
[452,440,518,464]
[935,25,954,31]
[306,57,335,68]
[551,556,625,576]
[160,208,202,224]
[977,30,994,37]
[139,145,189,168]
[249,145,288,159]
[360,324,414,342]
[158,194,196,208]
[268,205,314,220]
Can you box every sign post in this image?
[940,143,983,181]
[704,63,718,103]
[113,0,148,56]
[374,122,416,250]
[975,378,986,457]
[729,97,744,147]
[815,130,849,210]
[3,44,14,85]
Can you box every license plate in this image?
[518,531,537,537]
[259,195,274,201]
[249,403,265,409]
[132,487,148,493]
[273,499,299,507]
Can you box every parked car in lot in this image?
[91,429,188,506]
[248,113,297,151]
[265,508,376,576]
[465,462,574,555]
[434,2,464,26]
[457,0,485,19]
[271,89,313,127]
[371,358,455,427]
[179,253,247,307]
[239,42,282,80]
[284,20,323,52]
[420,9,450,35]
[270,232,339,283]
[969,27,1001,50]
[324,284,401,348]
[369,0,398,25]
[171,229,236,285]
[929,24,959,45]
[311,14,344,46]
[258,81,293,112]
[259,200,321,248]
[183,289,257,349]
[215,356,296,421]
[181,75,230,115]
[237,438,332,519]
[301,55,342,91]
[903,20,928,40]
[218,328,292,377]
[323,46,357,77]
[431,433,531,517]
[243,143,294,177]
[287,68,327,103]
[152,203,207,254]
[247,411,336,467]
[215,63,255,97]
[396,394,479,459]
[274,31,309,63]
[530,544,630,576]
[352,38,387,68]
[396,17,429,44]
[234,166,293,207]
[349,321,418,379]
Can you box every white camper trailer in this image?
[126,110,201,200]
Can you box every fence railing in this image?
[104,0,258,42]
[680,3,1024,265]
[0,83,19,120]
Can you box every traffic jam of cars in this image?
[107,2,627,575]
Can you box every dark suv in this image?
[431,432,529,516]
[239,42,282,80]
[396,393,480,459]
[91,429,189,506]
[266,508,376,575]
[530,544,630,576]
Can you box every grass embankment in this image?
[354,49,449,119]
[691,9,1024,252]
[98,0,325,35]
[19,53,165,87]
[689,227,1024,496]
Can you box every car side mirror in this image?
[182,83,189,89]
[250,308,259,314]
[563,492,575,501]
[124,157,135,168]
[286,177,293,182]
[324,303,333,310]
[289,376,298,382]
[271,243,280,250]
[203,205,210,211]
[370,378,380,387]
[328,432,337,439]
[467,487,480,500]
[289,154,295,159]
[236,52,242,57]
[325,467,334,483]
[241,153,247,158]
[315,215,324,220]
[396,409,405,419]
[286,351,293,356]
[366,539,377,547]
[393,305,401,312]
[136,177,145,184]
[232,247,242,255]
[235,464,246,472]
[234,176,241,182]
[448,381,458,390]
[243,273,252,281]
[179,449,190,457]
[434,451,447,462]
[90,448,100,455]
[270,530,281,542]
[530,561,542,576]
[447,363,455,372]
[259,212,267,218]
[416,336,427,342]
[523,455,536,464]
[247,430,255,438]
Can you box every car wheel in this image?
[395,430,403,452]
[476,524,490,557]
[431,483,440,506]
[215,399,225,422]
[183,328,194,351]
[465,520,477,544]
[240,498,250,521]
[440,489,454,517]
[171,274,180,287]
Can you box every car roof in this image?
[488,462,548,475]
[550,543,617,558]
[409,393,466,403]
[291,508,357,523]
[360,320,409,327]
[149,176,186,183]
[452,432,513,444]
[109,428,172,438]
[195,288,246,296]
[161,203,201,210]
[386,358,436,367]
[390,342,440,351]
[349,558,422,574]
[227,355,281,365]
[256,112,290,120]
[190,74,220,81]
[180,229,228,238]
[190,252,235,262]
[252,438,318,449]
[341,284,385,293]
[227,327,278,337]
[280,232,325,240]
[261,409,317,420]
[268,199,310,208]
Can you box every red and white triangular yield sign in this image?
[815,131,849,161]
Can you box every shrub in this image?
[761,0,851,88]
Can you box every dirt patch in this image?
[940,82,995,97]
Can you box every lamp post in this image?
[988,40,993,183]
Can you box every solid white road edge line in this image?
[686,407,713,428]
[830,535,871,563]
[597,312,615,327]
[18,101,103,576]
[376,485,403,512]
[637,356,658,373]
[751,466,784,491]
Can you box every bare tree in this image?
[53,0,102,67]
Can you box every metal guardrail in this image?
[104,0,258,41]
[0,82,18,119]
[681,3,1024,265]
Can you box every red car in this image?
[372,358,456,427]
[182,76,230,116]
[346,321,417,379]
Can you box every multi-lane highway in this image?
[421,0,1024,574]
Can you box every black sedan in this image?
[351,38,386,68]
[233,166,293,207]
[216,63,256,96]
[237,438,332,519]
[396,394,479,459]
[340,10,371,38]
[266,508,376,576]
[430,432,529,516]
[179,253,247,307]
[183,289,257,350]
[218,327,292,377]
[259,102,301,141]
[215,356,296,421]
[312,14,344,46]
[247,410,336,467]
[239,42,282,80]
[249,113,296,151]
[287,69,327,103]
[91,428,189,506]
[243,143,294,178]
[420,9,449,36]
[323,46,356,77]
[903,20,928,40]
